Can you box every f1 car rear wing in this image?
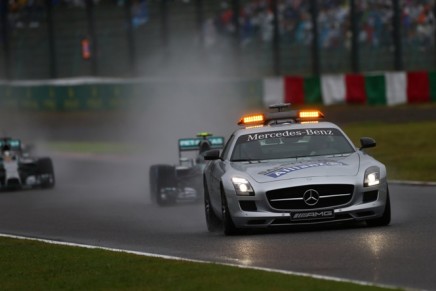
[178,136,225,152]
[0,138,22,151]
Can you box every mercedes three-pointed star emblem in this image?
[303,189,320,206]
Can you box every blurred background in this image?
[0,0,435,159]
[0,0,435,80]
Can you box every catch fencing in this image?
[0,0,435,80]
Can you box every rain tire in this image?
[366,188,391,227]
[204,179,220,232]
[221,189,239,236]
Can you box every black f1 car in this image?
[149,132,224,206]
[0,137,55,190]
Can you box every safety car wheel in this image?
[204,180,220,232]
[37,158,55,189]
[221,189,240,235]
[366,189,391,227]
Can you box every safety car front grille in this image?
[266,184,354,210]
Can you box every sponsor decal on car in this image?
[246,128,337,142]
[260,161,346,178]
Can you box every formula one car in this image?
[0,137,55,190]
[203,104,391,235]
[149,133,225,206]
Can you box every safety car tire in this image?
[221,188,240,236]
[204,179,220,232]
[366,188,391,227]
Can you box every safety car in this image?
[149,133,224,206]
[203,104,391,235]
[0,137,55,190]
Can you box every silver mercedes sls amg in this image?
[203,104,391,235]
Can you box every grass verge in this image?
[0,236,395,291]
[343,121,436,182]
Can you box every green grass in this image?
[0,236,395,291]
[343,121,436,182]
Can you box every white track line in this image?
[0,233,400,290]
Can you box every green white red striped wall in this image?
[263,71,436,106]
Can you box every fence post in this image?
[271,0,280,76]
[310,0,320,76]
[46,0,57,79]
[86,0,98,76]
[160,0,169,55]
[195,0,204,47]
[1,1,10,80]
[392,0,403,70]
[231,0,241,69]
[125,0,136,77]
[350,0,359,73]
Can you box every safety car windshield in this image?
[230,128,355,161]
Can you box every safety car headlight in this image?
[364,167,380,187]
[232,177,254,196]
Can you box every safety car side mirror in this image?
[359,137,376,150]
[203,149,220,161]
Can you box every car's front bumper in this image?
[223,176,388,228]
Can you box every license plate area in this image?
[291,210,335,221]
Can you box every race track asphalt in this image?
[0,155,435,291]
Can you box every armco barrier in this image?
[0,79,263,111]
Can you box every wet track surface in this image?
[1,156,436,290]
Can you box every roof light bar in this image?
[238,114,265,125]
[299,111,322,119]
[238,108,324,126]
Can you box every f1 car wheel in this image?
[204,180,220,232]
[366,189,391,227]
[37,157,55,189]
[221,188,240,236]
[151,165,177,207]
[149,165,159,202]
